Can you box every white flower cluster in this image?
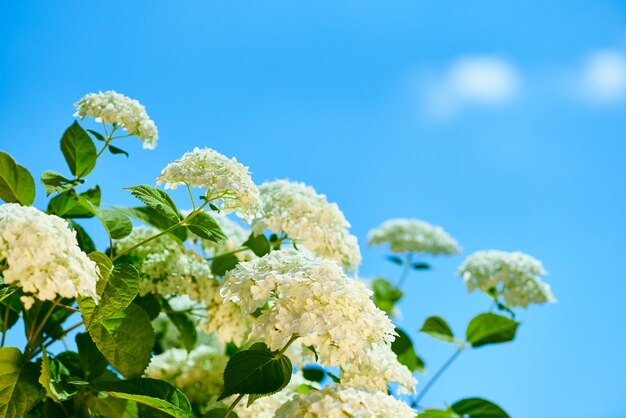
[145,343,228,403]
[368,218,461,255]
[0,204,99,309]
[253,180,361,271]
[458,250,555,308]
[235,372,319,418]
[73,90,158,149]
[156,147,261,222]
[221,249,395,368]
[274,385,416,418]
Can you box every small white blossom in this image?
[458,250,555,308]
[368,218,461,255]
[253,180,361,271]
[221,249,395,368]
[73,90,158,149]
[0,204,99,307]
[274,385,416,418]
[156,147,261,222]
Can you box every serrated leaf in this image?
[125,185,181,225]
[466,313,519,348]
[451,397,510,418]
[0,151,36,206]
[40,170,83,195]
[47,186,101,218]
[108,145,129,157]
[391,327,425,374]
[85,201,133,239]
[88,304,154,378]
[0,347,46,417]
[420,316,460,345]
[186,212,226,243]
[211,253,239,277]
[243,233,270,257]
[115,206,188,243]
[91,378,191,418]
[76,333,108,379]
[61,121,97,177]
[217,346,292,401]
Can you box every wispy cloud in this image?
[579,50,626,104]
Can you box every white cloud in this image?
[579,50,626,103]
[421,56,521,120]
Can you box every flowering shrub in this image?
[0,92,555,418]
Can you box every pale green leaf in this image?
[0,347,45,417]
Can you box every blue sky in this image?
[1,1,626,417]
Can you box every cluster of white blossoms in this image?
[253,180,361,271]
[221,249,396,368]
[458,250,555,308]
[145,343,228,403]
[274,385,416,418]
[156,147,261,222]
[73,90,158,149]
[234,372,319,418]
[368,218,461,255]
[0,204,99,309]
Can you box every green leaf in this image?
[40,170,84,196]
[39,348,79,402]
[125,185,181,225]
[133,294,161,320]
[211,253,239,277]
[86,201,133,239]
[417,409,461,418]
[67,220,96,253]
[0,151,36,205]
[87,129,106,142]
[115,206,188,243]
[164,307,197,353]
[0,289,21,332]
[412,262,431,270]
[243,233,270,257]
[91,378,191,418]
[81,393,137,418]
[0,347,46,417]
[217,345,293,402]
[327,372,341,384]
[60,121,97,177]
[186,212,226,243]
[387,255,403,265]
[76,333,108,379]
[420,316,459,345]
[371,278,403,315]
[391,327,425,374]
[88,304,154,378]
[466,313,519,348]
[204,408,239,418]
[451,397,510,418]
[108,145,129,157]
[302,366,325,382]
[47,186,101,218]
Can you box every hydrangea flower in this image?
[0,204,99,309]
[274,385,416,418]
[368,218,461,255]
[221,249,395,368]
[253,180,361,271]
[156,147,261,222]
[73,90,158,149]
[458,250,555,308]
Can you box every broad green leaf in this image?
[391,327,425,374]
[39,348,79,402]
[88,304,154,378]
[47,186,101,218]
[91,378,191,418]
[302,366,325,382]
[60,121,97,177]
[0,347,46,417]
[420,316,459,345]
[371,278,403,315]
[204,408,239,418]
[86,201,133,240]
[217,345,293,402]
[243,233,270,257]
[451,397,510,418]
[164,309,197,352]
[211,253,239,277]
[81,393,137,418]
[466,313,519,348]
[115,206,188,243]
[108,145,129,157]
[67,220,96,253]
[40,170,83,195]
[186,212,226,243]
[125,185,181,225]
[417,409,461,418]
[133,294,161,320]
[0,151,36,205]
[76,333,108,379]
[387,255,404,265]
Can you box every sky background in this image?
[1,1,626,417]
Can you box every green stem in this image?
[413,347,464,408]
[1,302,10,346]
[222,393,245,418]
[277,334,299,356]
[25,300,60,358]
[206,246,249,261]
[32,321,84,358]
[397,253,414,288]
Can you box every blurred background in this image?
[1,1,625,417]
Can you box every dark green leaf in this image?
[186,212,226,243]
[91,378,191,418]
[60,121,97,177]
[0,347,45,417]
[0,151,36,205]
[76,333,108,379]
[217,346,293,402]
[87,129,106,142]
[466,313,519,348]
[412,262,431,270]
[108,145,129,157]
[40,170,84,195]
[115,206,188,243]
[86,201,133,239]
[0,289,21,332]
[211,253,239,277]
[47,186,101,218]
[326,372,341,384]
[204,408,239,418]
[302,366,325,382]
[39,348,79,402]
[67,220,97,253]
[125,185,181,225]
[387,255,404,265]
[420,316,459,345]
[243,233,270,257]
[133,294,161,320]
[451,397,510,418]
[164,309,197,352]
[371,278,403,315]
[417,409,460,418]
[391,327,425,374]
